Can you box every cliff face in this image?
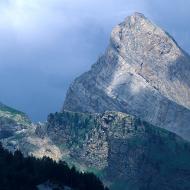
[46,111,190,190]
[63,13,190,141]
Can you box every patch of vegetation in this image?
[0,143,109,190]
[0,103,25,115]
[110,180,132,190]
[48,111,100,147]
[0,103,31,126]
[87,167,106,179]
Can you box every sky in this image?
[0,0,190,121]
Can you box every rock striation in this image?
[63,13,190,140]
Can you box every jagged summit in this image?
[109,12,190,108]
[131,12,146,17]
[122,12,150,25]
[121,12,148,25]
[63,13,190,140]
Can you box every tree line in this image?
[0,143,108,190]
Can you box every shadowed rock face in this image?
[63,13,190,140]
[46,111,190,190]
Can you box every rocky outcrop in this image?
[0,103,62,161]
[1,102,190,190]
[46,110,190,190]
[63,13,190,141]
[0,103,31,139]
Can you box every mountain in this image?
[0,105,108,190]
[0,103,61,160]
[63,12,190,141]
[45,110,190,190]
[0,102,31,126]
[1,12,190,190]
[0,102,31,139]
[1,106,190,190]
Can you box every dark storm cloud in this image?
[0,0,189,121]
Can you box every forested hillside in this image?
[0,143,108,190]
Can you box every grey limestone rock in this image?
[63,13,190,140]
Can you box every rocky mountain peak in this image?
[63,13,190,140]
[110,13,190,110]
[111,12,182,67]
[121,12,148,26]
[122,12,150,27]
